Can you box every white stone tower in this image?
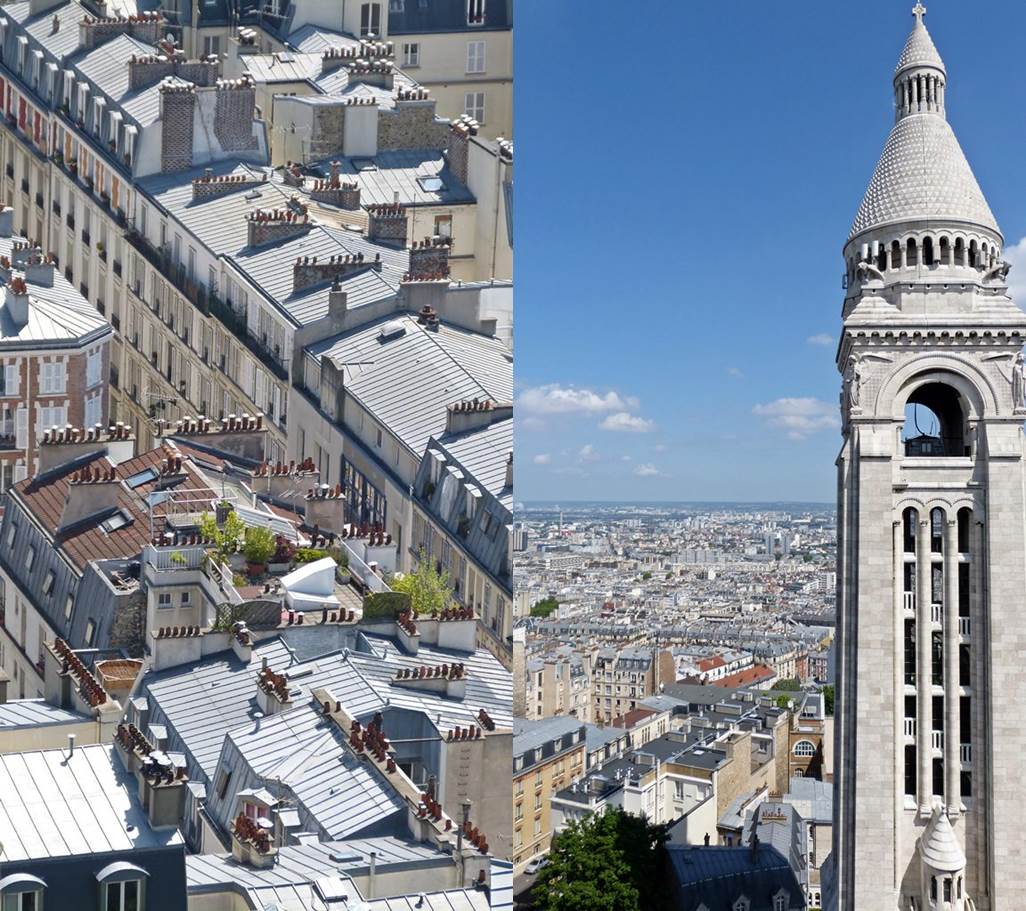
[833,5,1026,909]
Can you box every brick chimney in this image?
[393,661,468,700]
[159,82,196,173]
[246,204,311,247]
[128,53,176,92]
[79,12,163,51]
[304,483,346,534]
[366,203,407,245]
[328,278,347,320]
[251,458,319,510]
[38,423,135,475]
[445,399,512,434]
[292,252,381,294]
[158,413,267,463]
[320,40,394,76]
[308,162,361,209]
[408,236,451,281]
[447,116,478,187]
[59,464,122,530]
[192,170,267,201]
[4,274,30,329]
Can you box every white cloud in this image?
[1004,236,1026,304]
[621,455,633,462]
[807,333,834,347]
[653,443,668,453]
[634,463,667,478]
[727,367,744,378]
[578,444,599,463]
[519,416,546,431]
[752,397,839,440]
[516,384,638,416]
[600,412,656,433]
[532,453,551,465]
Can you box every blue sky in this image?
[514,1,1026,503]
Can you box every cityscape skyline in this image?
[517,0,1026,503]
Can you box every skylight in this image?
[418,176,444,192]
[101,511,132,533]
[352,159,377,172]
[124,467,158,489]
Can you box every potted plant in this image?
[242,526,275,578]
[268,535,296,574]
[200,508,245,568]
[169,550,186,567]
[334,550,351,585]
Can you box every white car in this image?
[524,856,549,875]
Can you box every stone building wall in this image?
[377,103,449,151]
[214,83,258,152]
[160,86,196,172]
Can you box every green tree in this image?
[530,597,559,618]
[199,508,245,561]
[390,548,455,615]
[641,571,652,581]
[771,678,801,691]
[822,684,835,716]
[533,808,669,911]
[775,694,792,710]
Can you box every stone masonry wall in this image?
[377,102,449,151]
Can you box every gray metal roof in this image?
[0,698,88,729]
[434,419,512,507]
[318,150,475,207]
[0,237,111,348]
[512,715,584,759]
[366,891,490,910]
[309,313,512,458]
[74,33,163,127]
[0,743,184,861]
[288,25,357,54]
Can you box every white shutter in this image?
[4,364,17,396]
[15,406,27,449]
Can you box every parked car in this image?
[524,856,549,875]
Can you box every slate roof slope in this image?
[665,844,805,911]
[73,33,164,126]
[309,313,512,457]
[0,743,183,861]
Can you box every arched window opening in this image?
[930,507,945,553]
[903,383,967,457]
[923,235,935,266]
[906,237,919,267]
[969,239,979,268]
[891,240,902,270]
[877,244,887,271]
[793,740,817,757]
[939,236,950,265]
[903,507,918,553]
[957,507,971,553]
[954,237,966,266]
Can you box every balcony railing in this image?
[959,617,971,637]
[903,717,916,737]
[931,730,943,751]
[931,603,942,625]
[903,591,915,613]
[960,743,971,764]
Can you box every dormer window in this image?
[0,873,46,911]
[95,862,148,911]
[467,0,486,25]
[360,3,381,37]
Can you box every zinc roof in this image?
[0,743,183,861]
[74,33,163,127]
[435,418,513,508]
[0,698,88,729]
[309,313,512,457]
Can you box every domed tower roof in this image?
[848,3,1000,243]
[920,805,967,873]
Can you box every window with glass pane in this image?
[2,891,42,911]
[105,880,141,911]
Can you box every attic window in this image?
[101,511,132,533]
[84,618,96,645]
[125,467,158,489]
[42,570,55,595]
[352,159,377,172]
[417,176,444,193]
[377,320,406,341]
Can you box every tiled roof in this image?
[849,114,999,240]
[11,446,214,572]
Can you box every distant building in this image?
[512,716,587,873]
[664,843,805,911]
[591,646,675,724]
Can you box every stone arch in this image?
[891,239,902,270]
[938,235,951,265]
[875,353,998,423]
[954,236,966,266]
[906,236,919,267]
